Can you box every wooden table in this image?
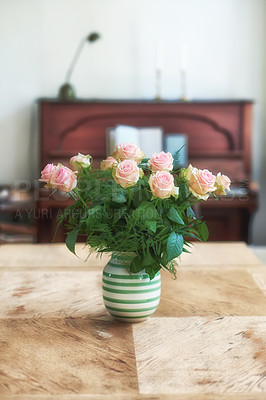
[0,242,266,399]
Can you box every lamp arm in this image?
[65,36,87,83]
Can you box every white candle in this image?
[156,41,164,70]
[181,44,188,71]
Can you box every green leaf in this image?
[197,221,209,241]
[65,227,79,255]
[130,253,160,279]
[145,220,157,233]
[162,217,171,228]
[138,158,150,170]
[132,187,149,207]
[112,192,127,203]
[168,207,184,225]
[139,157,149,164]
[132,202,159,221]
[172,147,185,170]
[113,207,127,224]
[145,264,161,280]
[186,206,195,219]
[130,255,146,273]
[86,205,102,218]
[166,232,184,262]
[177,178,189,202]
[142,253,154,266]
[185,231,201,240]
[160,252,169,266]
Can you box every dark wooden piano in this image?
[37,99,258,243]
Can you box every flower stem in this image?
[128,187,131,207]
[69,191,77,201]
[73,188,89,209]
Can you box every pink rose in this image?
[112,143,144,164]
[189,168,216,200]
[113,160,142,188]
[100,156,118,171]
[50,165,77,192]
[214,173,231,196]
[149,171,179,199]
[70,153,91,172]
[40,163,56,183]
[148,151,173,172]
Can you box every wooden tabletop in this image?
[0,242,266,400]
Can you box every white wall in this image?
[0,0,266,243]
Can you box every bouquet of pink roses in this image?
[40,143,230,279]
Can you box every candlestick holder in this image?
[180,69,188,101]
[155,69,162,101]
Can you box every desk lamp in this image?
[58,32,100,100]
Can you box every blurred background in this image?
[0,0,265,248]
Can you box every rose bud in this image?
[70,153,91,172]
[100,156,118,171]
[214,173,231,196]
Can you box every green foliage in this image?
[166,232,184,262]
[56,162,211,280]
[172,148,184,171]
[168,207,184,225]
[66,227,79,255]
[195,221,209,242]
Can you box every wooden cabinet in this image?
[0,187,36,243]
[37,99,258,243]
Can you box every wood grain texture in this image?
[0,242,262,269]
[157,267,266,317]
[0,242,266,398]
[178,242,262,267]
[0,318,138,395]
[133,317,266,395]
[1,394,266,400]
[249,267,266,296]
[2,266,265,320]
[0,243,109,269]
[0,270,106,318]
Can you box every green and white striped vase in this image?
[102,253,161,322]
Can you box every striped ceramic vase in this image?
[102,253,161,322]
